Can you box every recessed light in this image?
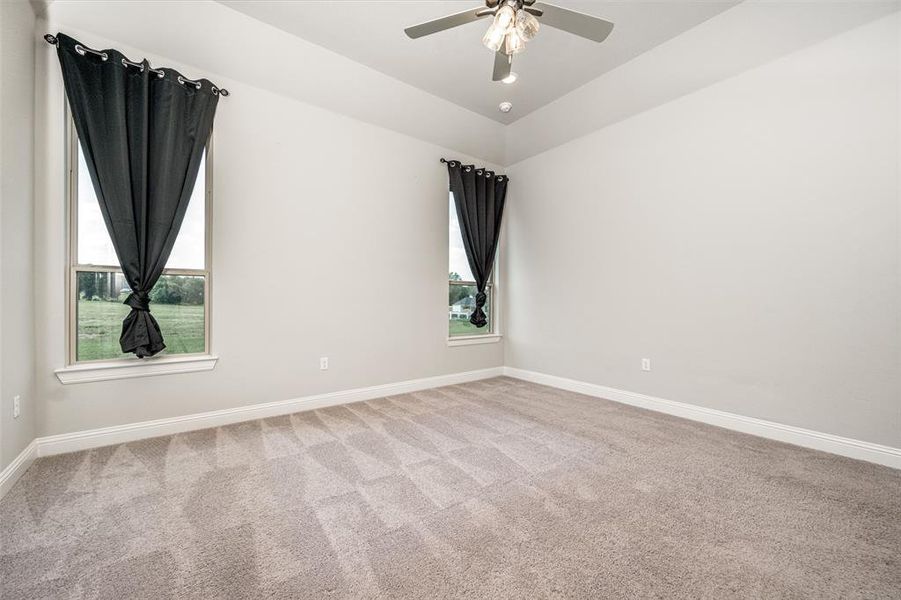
[501,72,518,84]
[498,101,513,113]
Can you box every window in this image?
[449,194,495,337]
[68,120,212,364]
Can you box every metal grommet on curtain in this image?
[178,75,202,90]
[464,167,472,172]
[75,44,108,61]
[121,58,145,72]
[150,68,165,79]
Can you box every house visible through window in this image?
[69,123,211,363]
[449,193,493,337]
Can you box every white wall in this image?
[504,13,901,448]
[33,20,503,437]
[0,0,37,471]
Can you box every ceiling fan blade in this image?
[492,51,512,81]
[532,2,614,43]
[404,7,490,39]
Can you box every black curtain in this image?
[55,33,219,357]
[446,161,508,327]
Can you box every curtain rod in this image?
[43,34,230,97]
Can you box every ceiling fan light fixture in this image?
[404,0,615,82]
[514,9,540,41]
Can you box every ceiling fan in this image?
[404,0,614,82]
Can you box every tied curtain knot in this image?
[470,292,489,328]
[124,291,151,312]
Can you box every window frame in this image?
[65,116,214,366]
[447,192,501,344]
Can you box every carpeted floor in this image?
[1,377,899,599]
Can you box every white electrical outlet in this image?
[13,395,21,418]
[320,357,329,371]
[641,358,651,372]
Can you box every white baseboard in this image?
[0,440,37,499]
[35,366,505,458]
[503,367,901,470]
[6,363,896,502]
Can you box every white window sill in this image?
[447,334,502,347]
[55,355,219,384]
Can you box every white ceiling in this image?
[218,1,741,124]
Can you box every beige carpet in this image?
[1,377,899,599]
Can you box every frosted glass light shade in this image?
[504,31,526,56]
[494,5,516,32]
[515,9,540,41]
[505,30,525,55]
[482,23,505,52]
